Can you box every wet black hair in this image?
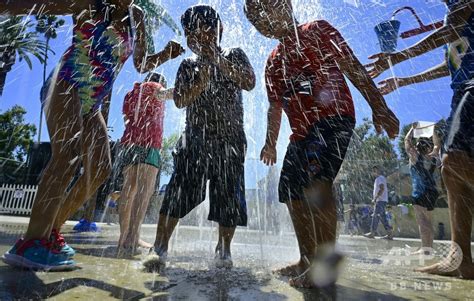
[181,5,223,41]
[145,72,167,88]
[416,137,433,154]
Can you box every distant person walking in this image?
[345,204,359,236]
[364,166,393,240]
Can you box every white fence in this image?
[0,184,37,215]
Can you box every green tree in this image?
[160,134,180,177]
[338,118,399,204]
[154,133,180,190]
[35,15,64,142]
[135,0,181,53]
[0,105,36,162]
[0,16,48,95]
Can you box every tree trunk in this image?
[38,37,50,143]
[0,47,17,96]
[0,70,7,96]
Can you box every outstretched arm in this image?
[155,88,174,101]
[366,1,473,77]
[0,0,95,15]
[131,5,184,73]
[377,61,449,95]
[339,51,400,139]
[318,20,399,138]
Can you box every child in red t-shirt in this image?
[117,72,172,257]
[245,0,399,288]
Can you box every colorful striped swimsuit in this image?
[58,11,133,115]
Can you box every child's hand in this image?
[260,144,277,166]
[428,146,440,158]
[372,107,400,139]
[365,52,396,78]
[164,40,185,59]
[377,77,401,95]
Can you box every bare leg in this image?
[125,164,158,249]
[24,82,82,241]
[216,225,236,256]
[153,214,179,255]
[83,195,97,222]
[117,165,139,248]
[416,151,474,278]
[275,182,337,280]
[413,205,434,250]
[273,201,312,277]
[214,225,236,268]
[53,112,112,229]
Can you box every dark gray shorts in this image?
[160,137,247,227]
[279,116,355,203]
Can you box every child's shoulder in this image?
[301,19,335,32]
[141,81,161,91]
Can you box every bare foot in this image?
[143,253,167,273]
[289,270,316,289]
[415,262,460,277]
[138,239,153,249]
[215,253,233,269]
[273,261,308,277]
[410,248,432,256]
[418,262,474,279]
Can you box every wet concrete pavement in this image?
[0,216,473,300]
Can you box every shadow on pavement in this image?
[299,284,411,301]
[0,266,156,300]
[73,246,122,259]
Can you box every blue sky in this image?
[0,0,451,188]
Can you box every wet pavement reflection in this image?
[0,218,473,300]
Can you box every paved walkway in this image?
[0,215,473,300]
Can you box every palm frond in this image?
[134,0,181,53]
[23,54,33,69]
[0,16,50,71]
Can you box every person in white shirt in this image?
[364,166,393,240]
